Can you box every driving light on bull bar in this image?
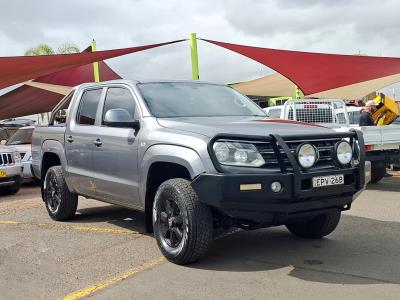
[297,143,317,169]
[336,140,352,165]
[270,181,282,193]
[213,141,265,167]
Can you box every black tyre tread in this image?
[286,210,341,239]
[155,178,213,265]
[370,165,385,183]
[44,166,78,221]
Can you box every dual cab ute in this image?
[32,80,366,264]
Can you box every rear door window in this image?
[76,89,103,125]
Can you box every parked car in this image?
[5,126,35,180]
[0,128,15,142]
[32,80,366,264]
[265,100,400,183]
[0,145,22,194]
[0,118,35,128]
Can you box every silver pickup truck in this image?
[32,80,366,264]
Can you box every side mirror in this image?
[104,109,140,129]
[0,140,6,145]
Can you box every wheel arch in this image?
[141,144,207,232]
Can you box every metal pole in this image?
[295,86,302,99]
[91,39,100,83]
[189,33,199,80]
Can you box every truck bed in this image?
[333,125,400,149]
[31,125,66,179]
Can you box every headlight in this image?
[336,140,352,165]
[297,143,317,169]
[213,141,265,167]
[13,152,21,164]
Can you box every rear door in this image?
[92,86,141,208]
[65,88,104,197]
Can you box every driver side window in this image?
[102,87,136,124]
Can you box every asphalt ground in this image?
[0,173,399,300]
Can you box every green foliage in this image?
[57,43,80,54]
[24,42,80,56]
[24,44,55,56]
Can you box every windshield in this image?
[6,128,34,145]
[138,82,266,118]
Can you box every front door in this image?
[92,86,140,208]
[65,88,103,197]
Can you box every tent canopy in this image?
[0,60,121,120]
[0,39,185,119]
[203,39,400,95]
[231,72,400,99]
[0,39,185,90]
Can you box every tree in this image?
[24,43,55,56]
[24,42,80,56]
[57,42,80,54]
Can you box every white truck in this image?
[264,99,400,183]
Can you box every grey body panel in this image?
[32,79,337,213]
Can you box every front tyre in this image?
[153,178,213,265]
[286,210,341,239]
[43,166,78,221]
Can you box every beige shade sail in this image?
[24,81,72,95]
[230,73,296,97]
[231,73,400,99]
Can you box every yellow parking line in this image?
[0,220,140,235]
[62,256,165,300]
[0,220,23,225]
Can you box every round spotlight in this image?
[234,150,248,163]
[270,181,282,193]
[297,143,317,169]
[336,140,352,165]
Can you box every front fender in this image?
[139,144,207,206]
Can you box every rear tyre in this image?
[153,178,213,265]
[43,166,78,221]
[370,164,385,183]
[286,210,341,239]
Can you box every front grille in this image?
[0,153,14,166]
[256,138,343,171]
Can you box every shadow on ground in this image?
[191,214,400,285]
[366,175,400,192]
[73,205,148,234]
[69,204,400,286]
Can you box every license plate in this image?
[313,174,344,188]
[0,170,6,178]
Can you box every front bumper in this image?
[192,168,362,225]
[192,131,365,225]
[0,164,23,188]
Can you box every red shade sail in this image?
[0,60,121,120]
[0,39,186,89]
[202,39,400,95]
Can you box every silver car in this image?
[5,126,35,180]
[0,145,22,194]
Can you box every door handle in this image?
[94,139,102,147]
[66,136,74,143]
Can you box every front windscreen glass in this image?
[6,128,34,145]
[137,82,266,118]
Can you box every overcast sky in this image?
[1,0,400,95]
